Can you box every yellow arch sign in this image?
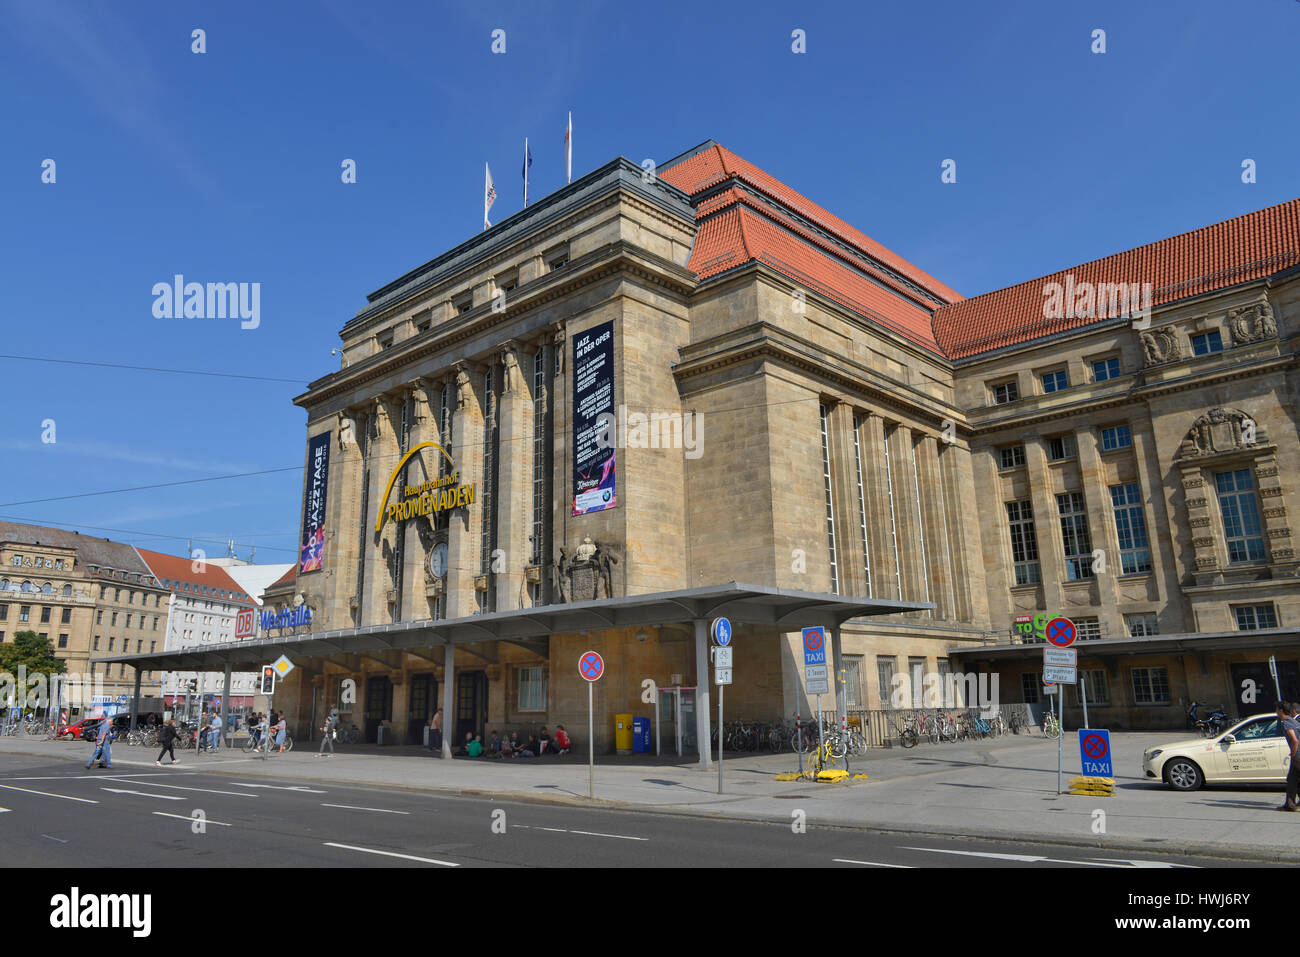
[374,441,475,532]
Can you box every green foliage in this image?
[0,630,67,677]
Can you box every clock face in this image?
[431,543,448,579]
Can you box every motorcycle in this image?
[1186,701,1230,737]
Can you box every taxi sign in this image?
[801,626,826,666]
[1078,729,1113,777]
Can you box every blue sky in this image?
[2,0,1297,564]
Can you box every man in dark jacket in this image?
[155,719,181,766]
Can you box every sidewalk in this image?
[6,731,1298,862]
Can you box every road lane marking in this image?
[512,824,647,841]
[323,842,458,867]
[230,783,327,793]
[567,830,649,841]
[153,812,232,827]
[1085,857,1198,869]
[833,859,913,868]
[101,777,255,797]
[101,788,183,801]
[901,847,1132,868]
[41,834,67,843]
[0,784,98,804]
[320,804,410,815]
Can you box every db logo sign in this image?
[235,609,255,639]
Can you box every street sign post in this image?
[579,651,604,799]
[1078,728,1113,777]
[1042,664,1077,684]
[1045,616,1077,648]
[711,617,732,646]
[801,627,827,756]
[710,623,733,795]
[1270,655,1281,701]
[1043,647,1077,667]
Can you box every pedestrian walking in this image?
[209,712,223,752]
[86,719,113,769]
[253,712,269,753]
[273,713,287,753]
[155,719,181,766]
[1278,701,1300,812]
[431,707,443,754]
[318,709,336,757]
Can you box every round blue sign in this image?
[711,617,732,646]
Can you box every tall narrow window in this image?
[1056,492,1094,580]
[882,426,902,599]
[876,656,896,708]
[1005,500,1040,585]
[1215,469,1266,563]
[852,415,871,598]
[819,404,839,594]
[480,367,499,613]
[910,440,931,607]
[1109,483,1152,574]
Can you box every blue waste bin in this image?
[632,716,651,753]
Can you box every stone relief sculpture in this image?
[556,538,620,602]
[1227,302,1277,345]
[1140,327,1181,365]
[337,412,357,450]
[1175,407,1266,459]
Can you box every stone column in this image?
[938,440,986,624]
[549,325,568,590]
[441,644,455,758]
[1024,435,1064,618]
[401,379,440,623]
[859,413,900,600]
[362,395,400,625]
[495,342,534,613]
[1075,427,1113,620]
[888,424,928,610]
[446,364,485,618]
[694,618,712,769]
[826,402,866,597]
[914,433,955,621]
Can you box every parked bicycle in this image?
[1042,711,1062,737]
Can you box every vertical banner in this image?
[572,320,616,515]
[299,432,331,572]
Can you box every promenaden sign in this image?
[374,442,477,532]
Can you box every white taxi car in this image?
[1143,713,1295,791]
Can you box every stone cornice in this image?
[673,320,967,431]
[297,241,697,411]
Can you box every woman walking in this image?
[154,719,181,766]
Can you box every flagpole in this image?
[566,112,572,184]
[523,137,529,207]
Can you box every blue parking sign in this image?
[801,627,826,666]
[1078,728,1112,777]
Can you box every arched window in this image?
[21,581,33,593]
[41,582,53,594]
[61,584,72,597]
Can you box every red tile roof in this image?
[135,547,256,607]
[934,198,1300,359]
[266,566,296,591]
[661,143,963,306]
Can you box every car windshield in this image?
[1228,717,1281,740]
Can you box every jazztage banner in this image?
[300,432,330,572]
[572,320,616,515]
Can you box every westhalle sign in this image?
[374,441,476,532]
[261,606,312,631]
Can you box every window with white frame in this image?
[820,404,839,594]
[1092,357,1121,381]
[842,655,864,708]
[1020,672,1040,704]
[1075,617,1101,640]
[1131,667,1170,704]
[1110,482,1152,574]
[1234,604,1278,630]
[1005,500,1040,585]
[999,444,1026,469]
[1100,424,1132,450]
[876,656,897,708]
[1040,369,1068,394]
[1215,469,1267,563]
[1126,613,1158,637]
[1056,492,1094,580]
[517,666,546,711]
[1046,434,1077,461]
[992,380,1019,404]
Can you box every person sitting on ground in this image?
[554,724,571,755]
[488,730,505,759]
[508,730,523,757]
[467,733,484,758]
[455,731,473,756]
[538,726,553,755]
[518,733,539,758]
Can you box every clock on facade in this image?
[430,543,448,579]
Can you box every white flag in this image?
[564,111,572,184]
[484,163,497,230]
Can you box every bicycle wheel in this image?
[284,735,294,753]
[900,729,917,748]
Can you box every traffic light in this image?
[259,666,275,695]
[187,679,198,693]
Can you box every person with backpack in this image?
[155,719,180,766]
[86,719,113,769]
[318,709,336,757]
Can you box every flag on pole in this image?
[522,138,533,206]
[484,163,497,230]
[564,112,572,184]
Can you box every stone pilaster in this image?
[938,440,986,624]
[319,412,361,630]
[362,395,400,625]
[496,342,534,612]
[446,363,485,618]
[1024,434,1064,617]
[401,378,439,623]
[914,433,955,620]
[887,423,928,610]
[859,413,900,600]
[826,402,865,597]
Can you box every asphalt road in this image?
[0,753,1253,868]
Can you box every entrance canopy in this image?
[94,582,930,671]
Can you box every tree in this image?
[0,631,66,677]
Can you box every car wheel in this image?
[1164,758,1205,791]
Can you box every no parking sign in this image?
[1078,728,1112,777]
